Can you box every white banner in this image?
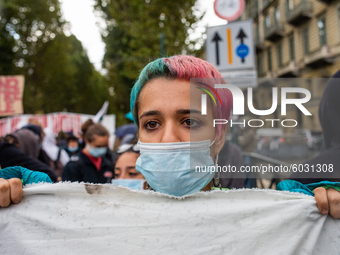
[0,183,338,254]
[0,112,116,148]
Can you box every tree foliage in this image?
[0,0,111,115]
[23,33,110,114]
[0,0,65,74]
[93,0,203,125]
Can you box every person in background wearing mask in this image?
[112,143,146,190]
[65,134,80,157]
[79,119,117,170]
[62,123,114,183]
[78,119,95,150]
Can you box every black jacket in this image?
[218,141,246,188]
[291,70,340,183]
[62,151,114,183]
[0,142,57,182]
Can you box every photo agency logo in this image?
[197,82,222,108]
[199,83,312,128]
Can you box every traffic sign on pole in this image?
[206,20,255,72]
[214,0,245,22]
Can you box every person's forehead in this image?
[91,135,108,144]
[116,152,139,166]
[138,78,203,112]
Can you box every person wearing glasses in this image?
[111,143,146,190]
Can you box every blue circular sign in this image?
[236,44,249,59]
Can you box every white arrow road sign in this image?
[206,20,255,72]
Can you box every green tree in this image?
[0,0,66,75]
[24,33,110,114]
[93,0,203,125]
[0,0,111,115]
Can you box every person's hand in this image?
[314,187,340,219]
[0,178,23,207]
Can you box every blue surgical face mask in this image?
[112,179,145,190]
[68,145,79,152]
[86,144,107,158]
[136,140,215,197]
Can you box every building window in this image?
[265,14,271,28]
[275,6,281,24]
[286,0,293,12]
[267,48,272,71]
[302,27,309,54]
[318,16,327,47]
[277,42,282,67]
[289,34,295,60]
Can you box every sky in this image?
[59,0,228,71]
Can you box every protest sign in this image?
[0,75,25,116]
[0,183,338,254]
[0,113,116,148]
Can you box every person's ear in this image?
[214,125,227,156]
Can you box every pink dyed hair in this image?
[130,55,233,139]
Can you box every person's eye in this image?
[183,118,202,128]
[144,120,160,131]
[129,172,138,176]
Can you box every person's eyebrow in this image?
[114,167,121,170]
[94,144,108,148]
[127,166,137,170]
[139,110,162,119]
[176,109,201,115]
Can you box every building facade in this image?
[241,0,340,132]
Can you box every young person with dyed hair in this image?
[130,55,232,195]
[130,55,340,218]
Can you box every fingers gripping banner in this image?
[0,183,339,254]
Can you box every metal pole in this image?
[160,32,165,57]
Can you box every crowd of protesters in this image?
[0,119,121,184]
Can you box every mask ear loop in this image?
[145,182,152,190]
[140,179,146,190]
[213,155,221,189]
[212,124,226,189]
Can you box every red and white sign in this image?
[0,75,25,117]
[0,113,116,148]
[214,0,245,22]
